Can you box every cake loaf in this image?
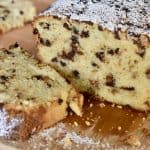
[0,0,36,33]
[33,0,150,111]
[0,44,83,140]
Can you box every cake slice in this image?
[0,0,36,33]
[33,0,150,111]
[0,43,83,140]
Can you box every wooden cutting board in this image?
[0,0,149,149]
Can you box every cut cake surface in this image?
[33,0,150,111]
[0,44,83,140]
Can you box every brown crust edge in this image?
[1,101,68,141]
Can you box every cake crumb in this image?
[85,121,91,126]
[98,129,102,132]
[111,104,115,107]
[98,116,101,119]
[142,117,146,121]
[116,105,122,109]
[125,135,141,147]
[99,103,105,108]
[69,112,73,116]
[90,103,93,108]
[117,126,122,131]
[90,112,93,115]
[63,136,72,147]
[74,121,78,127]
[142,128,150,136]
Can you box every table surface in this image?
[0,0,149,149]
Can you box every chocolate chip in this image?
[72,70,80,78]
[98,25,103,31]
[0,75,10,84]
[107,49,114,55]
[0,75,9,81]
[14,42,19,48]
[145,69,150,79]
[65,78,71,84]
[32,75,43,80]
[95,51,105,62]
[63,22,72,30]
[136,49,145,58]
[0,17,5,21]
[19,10,24,15]
[120,86,135,91]
[144,101,150,108]
[53,15,61,20]
[9,42,19,49]
[11,0,15,4]
[61,36,79,61]
[60,61,66,67]
[51,57,58,62]
[61,50,76,61]
[77,51,84,55]
[46,83,51,88]
[73,27,79,34]
[33,28,38,34]
[107,48,120,55]
[80,30,89,38]
[39,22,50,30]
[114,29,121,40]
[32,75,51,88]
[40,38,51,47]
[3,10,10,14]
[91,62,98,67]
[16,92,23,99]
[58,99,63,105]
[4,50,13,55]
[12,69,16,73]
[45,40,51,47]
[115,48,120,54]
[71,36,79,44]
[106,74,115,87]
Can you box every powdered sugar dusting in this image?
[0,108,23,138]
[39,123,99,145]
[60,132,100,145]
[42,0,150,37]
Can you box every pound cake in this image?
[33,0,150,111]
[0,43,83,140]
[0,0,36,33]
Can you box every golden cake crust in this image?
[0,101,67,140]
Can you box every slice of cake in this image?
[0,0,36,33]
[0,43,83,140]
[33,0,150,111]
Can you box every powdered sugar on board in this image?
[41,0,150,37]
[0,108,23,138]
[4,120,148,150]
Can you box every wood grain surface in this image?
[0,0,149,149]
